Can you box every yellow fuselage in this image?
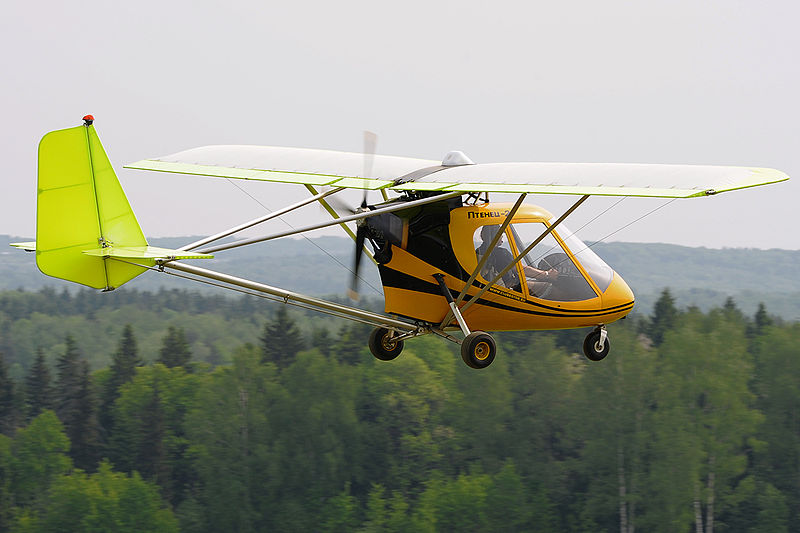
[378,202,634,331]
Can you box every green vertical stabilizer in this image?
[33,122,215,290]
[36,124,148,289]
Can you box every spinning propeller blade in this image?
[348,131,378,300]
[348,224,368,301]
[323,195,357,215]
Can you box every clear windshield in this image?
[553,222,614,292]
[509,223,598,301]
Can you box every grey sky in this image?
[2,1,797,250]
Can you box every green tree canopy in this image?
[0,351,17,436]
[260,307,305,368]
[19,461,179,533]
[647,288,679,346]
[9,410,71,507]
[101,324,144,440]
[109,364,203,504]
[54,336,101,471]
[25,348,53,422]
[157,325,192,370]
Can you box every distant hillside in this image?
[589,242,800,319]
[3,235,799,319]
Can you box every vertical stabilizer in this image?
[36,119,147,290]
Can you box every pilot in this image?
[477,225,558,293]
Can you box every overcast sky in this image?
[2,1,797,251]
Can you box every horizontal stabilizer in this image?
[82,246,213,260]
[10,242,36,252]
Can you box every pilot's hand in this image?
[545,268,558,281]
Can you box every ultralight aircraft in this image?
[12,116,789,369]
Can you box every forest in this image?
[0,287,798,532]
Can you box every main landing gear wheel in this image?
[583,327,610,362]
[369,327,404,361]
[461,331,496,369]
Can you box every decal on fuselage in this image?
[466,210,511,219]
[488,285,526,303]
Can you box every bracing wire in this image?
[520,196,677,276]
[223,178,383,296]
[585,197,678,246]
[520,196,630,265]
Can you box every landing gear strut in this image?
[433,273,497,369]
[583,326,610,361]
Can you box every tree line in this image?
[0,289,798,532]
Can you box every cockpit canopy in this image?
[472,220,613,302]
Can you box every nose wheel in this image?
[583,326,610,361]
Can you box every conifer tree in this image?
[55,336,100,471]
[333,322,372,365]
[647,288,679,347]
[55,335,82,425]
[110,324,142,384]
[754,302,772,335]
[71,360,101,471]
[136,381,170,495]
[311,327,333,358]
[157,326,192,370]
[25,347,53,421]
[101,325,142,432]
[260,307,305,367]
[722,295,744,321]
[0,351,17,436]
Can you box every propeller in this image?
[347,131,377,301]
[321,195,357,215]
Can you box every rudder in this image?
[34,117,211,290]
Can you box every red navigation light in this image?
[83,115,94,125]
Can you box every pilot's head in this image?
[480,225,503,245]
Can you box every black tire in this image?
[461,331,496,369]
[369,327,404,361]
[583,330,610,361]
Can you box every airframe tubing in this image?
[197,191,464,254]
[162,260,418,331]
[458,194,590,315]
[305,184,376,265]
[305,185,360,242]
[180,187,346,251]
[439,193,527,328]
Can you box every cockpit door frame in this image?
[439,194,526,328]
[457,195,590,315]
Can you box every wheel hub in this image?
[474,341,490,360]
[381,335,397,351]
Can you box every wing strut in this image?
[305,184,376,265]
[439,193,527,328]
[196,191,463,254]
[180,186,346,251]
[458,194,590,315]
